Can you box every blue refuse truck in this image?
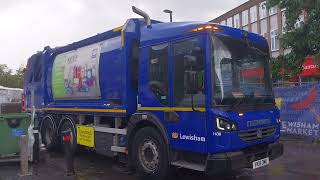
[23,6,283,179]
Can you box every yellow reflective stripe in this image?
[137,107,206,112]
[25,108,43,111]
[44,108,126,113]
[113,26,123,32]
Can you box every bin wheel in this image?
[132,127,170,180]
[41,118,56,151]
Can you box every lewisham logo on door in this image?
[172,132,206,142]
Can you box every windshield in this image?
[211,35,274,107]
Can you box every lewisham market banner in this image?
[274,83,320,138]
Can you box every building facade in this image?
[210,0,320,82]
[210,0,289,58]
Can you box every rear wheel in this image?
[132,127,170,180]
[40,118,57,151]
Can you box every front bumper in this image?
[205,142,283,175]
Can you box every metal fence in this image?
[273,81,319,88]
[0,86,23,103]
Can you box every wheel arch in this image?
[127,112,170,164]
[127,112,169,146]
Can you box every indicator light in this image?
[192,25,221,32]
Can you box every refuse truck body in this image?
[23,7,283,179]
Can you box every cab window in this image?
[148,43,169,105]
[172,38,205,107]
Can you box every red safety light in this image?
[63,135,72,141]
[192,25,220,32]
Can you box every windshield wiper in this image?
[231,92,258,110]
[231,97,247,110]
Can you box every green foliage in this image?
[268,0,320,80]
[0,64,25,88]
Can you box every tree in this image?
[0,64,25,88]
[12,65,25,89]
[268,0,320,81]
[0,64,12,87]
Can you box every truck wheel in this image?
[41,118,57,151]
[60,119,77,152]
[132,127,170,180]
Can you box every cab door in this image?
[166,35,207,153]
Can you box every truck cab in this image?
[132,21,283,174]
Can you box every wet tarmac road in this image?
[1,137,320,180]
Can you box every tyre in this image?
[132,127,170,180]
[59,119,77,152]
[40,117,57,151]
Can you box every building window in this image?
[260,19,268,38]
[270,29,279,51]
[148,43,169,105]
[220,20,226,25]
[251,23,258,34]
[259,1,267,19]
[270,15,278,31]
[233,14,240,28]
[173,38,205,107]
[243,25,249,31]
[269,6,278,16]
[250,6,257,23]
[227,17,233,27]
[242,10,249,26]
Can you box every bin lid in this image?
[0,113,30,120]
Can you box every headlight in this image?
[216,117,237,131]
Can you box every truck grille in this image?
[239,126,276,142]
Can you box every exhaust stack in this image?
[132,6,152,28]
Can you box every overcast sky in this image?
[0,0,247,71]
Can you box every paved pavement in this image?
[1,137,320,180]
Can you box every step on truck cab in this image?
[23,6,283,180]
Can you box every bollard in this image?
[19,135,32,177]
[33,127,40,163]
[61,130,75,176]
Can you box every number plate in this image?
[252,157,269,169]
[77,125,95,147]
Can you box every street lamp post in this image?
[163,9,173,22]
